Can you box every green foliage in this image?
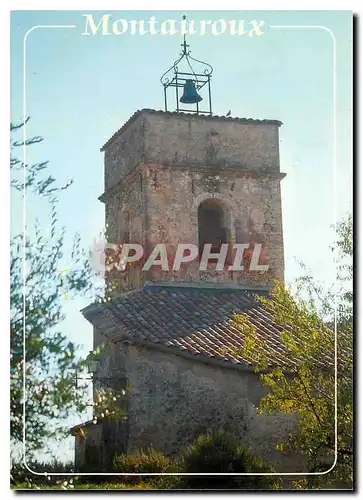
[12,432,279,491]
[11,460,76,489]
[10,120,93,458]
[71,482,156,490]
[112,432,278,490]
[238,214,353,489]
[10,119,72,196]
[14,481,156,490]
[178,429,279,489]
[113,447,172,486]
[11,226,91,453]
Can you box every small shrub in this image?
[113,448,172,486]
[178,429,280,489]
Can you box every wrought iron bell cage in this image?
[160,30,213,116]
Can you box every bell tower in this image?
[99,37,285,295]
[100,109,285,293]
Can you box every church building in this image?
[71,38,300,472]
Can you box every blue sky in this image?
[11,10,352,461]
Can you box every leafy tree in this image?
[235,214,353,488]
[10,120,92,460]
[10,119,72,196]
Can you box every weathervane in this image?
[160,15,213,115]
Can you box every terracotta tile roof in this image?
[100,109,283,152]
[82,284,332,370]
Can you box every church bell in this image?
[180,79,203,104]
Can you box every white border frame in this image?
[21,21,338,478]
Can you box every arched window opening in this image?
[119,207,131,245]
[198,200,228,257]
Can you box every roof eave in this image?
[100,108,283,152]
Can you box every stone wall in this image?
[102,110,285,289]
[104,114,144,191]
[74,420,128,471]
[103,110,281,192]
[143,164,284,286]
[93,327,127,378]
[125,345,304,472]
[104,169,145,292]
[72,328,129,470]
[78,331,305,472]
[142,111,280,170]
[74,422,103,470]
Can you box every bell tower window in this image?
[198,200,228,257]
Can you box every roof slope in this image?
[82,284,314,369]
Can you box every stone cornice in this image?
[99,162,286,203]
